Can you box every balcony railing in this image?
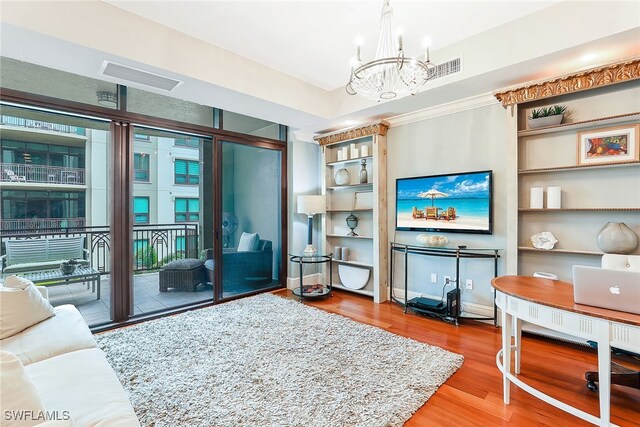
[1,163,86,185]
[0,223,200,275]
[1,115,84,135]
[1,218,86,233]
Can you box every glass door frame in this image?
[213,135,287,303]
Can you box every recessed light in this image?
[581,53,598,62]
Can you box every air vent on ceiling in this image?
[100,61,182,91]
[432,57,462,80]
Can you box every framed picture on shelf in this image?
[577,124,639,166]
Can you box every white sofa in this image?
[0,299,140,426]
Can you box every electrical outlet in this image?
[444,275,451,286]
[430,273,437,283]
[465,279,473,290]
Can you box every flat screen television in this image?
[396,170,493,234]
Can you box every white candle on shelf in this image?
[352,147,359,159]
[360,145,369,157]
[337,150,343,161]
[547,186,561,209]
[530,187,543,209]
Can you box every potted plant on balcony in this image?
[60,258,79,275]
[527,105,567,129]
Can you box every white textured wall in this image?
[387,103,509,308]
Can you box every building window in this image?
[175,236,185,252]
[174,137,200,148]
[134,153,150,182]
[133,197,149,224]
[134,133,150,142]
[174,159,200,185]
[175,198,199,223]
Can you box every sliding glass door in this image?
[219,140,283,298]
[130,126,214,313]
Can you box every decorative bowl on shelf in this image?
[334,168,350,186]
[416,234,448,248]
[338,264,370,290]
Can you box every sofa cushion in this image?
[0,305,97,366]
[237,232,259,252]
[162,258,204,270]
[0,350,47,427]
[25,348,140,427]
[0,277,55,340]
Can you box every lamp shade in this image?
[297,195,326,215]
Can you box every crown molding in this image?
[313,120,390,146]
[386,93,498,128]
[494,56,640,108]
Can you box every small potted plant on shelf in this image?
[527,105,567,129]
[60,258,79,275]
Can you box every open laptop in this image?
[572,265,640,315]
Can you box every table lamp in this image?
[297,195,326,255]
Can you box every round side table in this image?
[288,253,332,301]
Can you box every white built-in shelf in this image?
[326,183,373,190]
[326,156,372,167]
[518,160,640,175]
[332,259,374,268]
[331,283,374,297]
[517,112,640,136]
[518,246,603,256]
[326,208,373,213]
[326,234,373,240]
[518,207,640,213]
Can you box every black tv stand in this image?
[390,243,500,326]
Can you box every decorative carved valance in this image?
[314,121,390,146]
[494,58,640,108]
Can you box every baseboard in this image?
[391,287,494,318]
[286,273,323,290]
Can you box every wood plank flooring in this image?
[275,289,640,426]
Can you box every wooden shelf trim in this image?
[326,208,373,213]
[326,183,373,190]
[326,156,372,166]
[332,259,374,268]
[518,247,603,256]
[326,234,373,240]
[518,160,640,174]
[518,207,640,212]
[517,112,640,136]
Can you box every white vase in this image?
[597,222,639,254]
[528,114,563,129]
[334,168,350,186]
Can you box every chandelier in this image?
[345,0,437,101]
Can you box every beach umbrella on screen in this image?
[417,189,448,206]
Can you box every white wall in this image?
[387,101,509,309]
[287,132,321,277]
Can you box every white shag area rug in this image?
[96,293,463,427]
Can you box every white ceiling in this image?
[1,1,639,135]
[103,0,561,91]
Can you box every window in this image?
[134,153,150,182]
[175,198,199,222]
[133,197,149,224]
[134,133,150,141]
[174,137,200,148]
[174,159,200,185]
[175,236,185,252]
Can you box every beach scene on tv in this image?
[396,171,491,232]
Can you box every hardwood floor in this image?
[275,289,640,426]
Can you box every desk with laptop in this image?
[492,258,640,426]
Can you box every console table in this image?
[390,243,500,325]
[492,275,640,426]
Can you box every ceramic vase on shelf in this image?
[596,222,638,254]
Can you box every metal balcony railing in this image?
[0,223,200,275]
[1,115,84,135]
[1,163,86,185]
